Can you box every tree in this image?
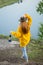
[38,23,43,40]
[36,0,43,15]
[36,0,43,43]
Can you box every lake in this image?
[0,0,43,38]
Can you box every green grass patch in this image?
[0,0,19,8]
[0,34,9,39]
[11,36,19,41]
[27,41,43,62]
[0,34,18,41]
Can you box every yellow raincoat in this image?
[11,14,32,47]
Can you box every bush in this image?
[0,34,8,39]
[38,23,43,40]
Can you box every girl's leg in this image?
[21,47,28,62]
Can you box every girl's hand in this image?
[24,14,28,18]
[23,14,26,17]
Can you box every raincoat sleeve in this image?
[10,27,21,38]
[25,14,32,27]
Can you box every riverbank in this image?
[0,39,43,65]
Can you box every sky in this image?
[0,0,43,38]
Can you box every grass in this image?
[0,34,9,39]
[27,41,43,62]
[0,0,19,8]
[0,34,18,41]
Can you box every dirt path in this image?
[0,39,43,65]
[0,58,43,65]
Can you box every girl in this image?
[10,14,32,63]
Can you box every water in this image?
[0,0,43,38]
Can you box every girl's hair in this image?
[21,22,30,34]
[19,17,27,22]
[19,16,30,34]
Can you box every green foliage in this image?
[38,23,43,40]
[11,36,19,41]
[36,0,43,15]
[0,34,18,41]
[0,34,9,39]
